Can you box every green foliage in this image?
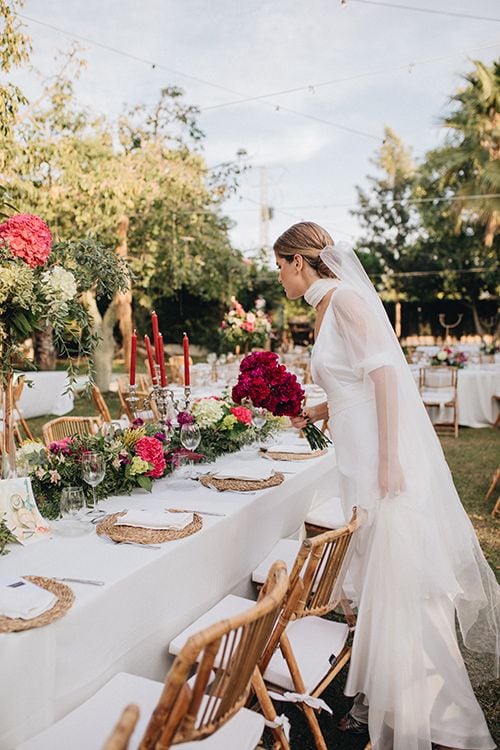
[0,513,20,555]
[0,0,30,146]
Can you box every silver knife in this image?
[54,577,105,586]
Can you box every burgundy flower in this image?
[177,411,194,426]
[0,214,52,268]
[232,352,304,418]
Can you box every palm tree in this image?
[437,60,500,247]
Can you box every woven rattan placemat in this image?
[0,576,74,633]
[199,472,284,492]
[259,448,327,461]
[96,510,202,544]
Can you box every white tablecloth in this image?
[0,438,338,749]
[16,372,74,419]
[411,365,500,428]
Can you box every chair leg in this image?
[279,634,328,750]
[485,468,500,502]
[252,667,290,750]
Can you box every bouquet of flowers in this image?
[220,297,272,353]
[431,346,468,368]
[232,352,331,450]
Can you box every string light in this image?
[347,0,500,23]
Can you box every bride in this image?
[274,221,499,750]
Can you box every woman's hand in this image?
[378,455,406,499]
[290,404,327,429]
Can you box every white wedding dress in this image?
[308,246,499,750]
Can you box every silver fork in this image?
[100,535,161,550]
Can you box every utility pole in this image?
[259,165,273,257]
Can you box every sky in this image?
[9,0,500,254]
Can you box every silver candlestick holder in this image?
[126,384,140,421]
[183,385,191,412]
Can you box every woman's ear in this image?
[293,253,304,271]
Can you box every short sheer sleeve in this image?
[331,285,395,377]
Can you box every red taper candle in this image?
[129,329,137,386]
[158,333,167,387]
[151,311,160,363]
[183,332,190,387]
[144,334,157,385]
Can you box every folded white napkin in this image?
[117,509,193,530]
[212,463,274,481]
[0,578,57,620]
[267,441,313,454]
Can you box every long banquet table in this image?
[0,440,338,749]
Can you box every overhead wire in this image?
[346,0,500,23]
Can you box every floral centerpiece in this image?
[15,403,283,521]
[232,352,331,450]
[480,340,499,356]
[431,346,468,368]
[220,297,272,354]
[16,422,170,519]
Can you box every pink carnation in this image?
[135,436,166,478]
[230,406,253,425]
[0,214,52,268]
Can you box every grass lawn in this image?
[25,398,500,748]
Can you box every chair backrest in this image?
[116,377,158,424]
[92,386,112,423]
[139,561,289,749]
[419,366,457,390]
[168,355,193,385]
[258,513,357,675]
[42,416,102,445]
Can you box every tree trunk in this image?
[484,210,498,248]
[82,292,117,392]
[34,326,57,370]
[115,216,133,368]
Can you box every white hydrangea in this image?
[191,398,226,428]
[16,441,46,475]
[41,266,77,302]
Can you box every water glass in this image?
[58,486,91,537]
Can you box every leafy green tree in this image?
[428,60,499,248]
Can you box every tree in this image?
[429,60,500,248]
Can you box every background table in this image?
[410,365,500,428]
[16,372,74,419]
[0,439,338,749]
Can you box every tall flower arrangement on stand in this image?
[220,297,272,354]
[0,213,130,480]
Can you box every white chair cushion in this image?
[18,671,264,750]
[420,389,455,405]
[252,539,301,585]
[264,617,349,693]
[169,595,255,657]
[305,496,346,529]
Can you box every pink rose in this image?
[230,406,253,425]
[0,214,52,268]
[135,436,166,478]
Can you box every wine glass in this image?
[178,423,201,482]
[81,452,106,511]
[180,423,201,451]
[58,486,91,536]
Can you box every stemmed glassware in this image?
[81,452,106,511]
[58,487,91,536]
[180,423,201,452]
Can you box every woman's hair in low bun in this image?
[273,221,336,279]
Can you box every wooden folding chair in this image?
[92,385,112,423]
[41,416,102,445]
[486,467,500,518]
[419,366,459,438]
[19,563,289,750]
[254,514,358,750]
[116,376,158,424]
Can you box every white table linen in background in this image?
[0,437,337,749]
[16,372,74,419]
[410,365,500,428]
